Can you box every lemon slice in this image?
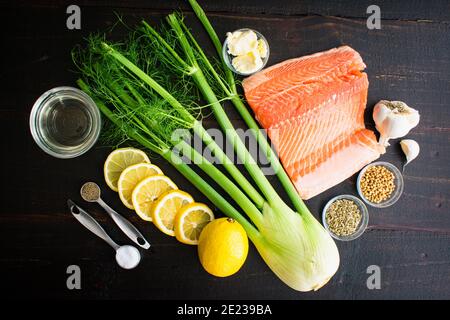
[118,163,163,209]
[174,203,215,245]
[132,175,178,221]
[151,190,194,236]
[104,148,150,192]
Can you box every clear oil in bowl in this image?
[42,97,93,147]
[30,87,101,158]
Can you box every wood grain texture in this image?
[9,0,450,21]
[0,0,449,299]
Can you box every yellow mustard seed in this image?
[360,165,395,203]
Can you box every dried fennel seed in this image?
[81,182,100,201]
[326,199,362,236]
[360,165,395,203]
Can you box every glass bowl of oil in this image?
[29,87,101,158]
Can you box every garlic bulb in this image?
[400,139,420,171]
[373,100,420,147]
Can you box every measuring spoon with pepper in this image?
[80,182,150,249]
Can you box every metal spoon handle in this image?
[68,200,120,250]
[97,198,150,250]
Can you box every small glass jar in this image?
[29,87,101,159]
[222,28,270,76]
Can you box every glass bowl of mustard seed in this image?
[357,161,404,208]
[322,195,369,241]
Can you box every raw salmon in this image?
[243,46,383,199]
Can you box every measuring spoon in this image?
[68,200,141,269]
[80,182,150,250]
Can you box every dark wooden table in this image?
[1,0,449,300]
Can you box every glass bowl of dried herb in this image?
[322,195,369,241]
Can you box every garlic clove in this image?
[400,139,420,172]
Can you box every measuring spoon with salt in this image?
[68,200,141,269]
[80,182,150,250]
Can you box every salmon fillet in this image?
[243,46,382,199]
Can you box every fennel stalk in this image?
[73,21,340,291]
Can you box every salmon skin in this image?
[243,46,383,200]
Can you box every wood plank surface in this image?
[0,0,449,299]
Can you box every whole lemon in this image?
[198,217,248,277]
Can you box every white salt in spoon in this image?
[68,199,141,269]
